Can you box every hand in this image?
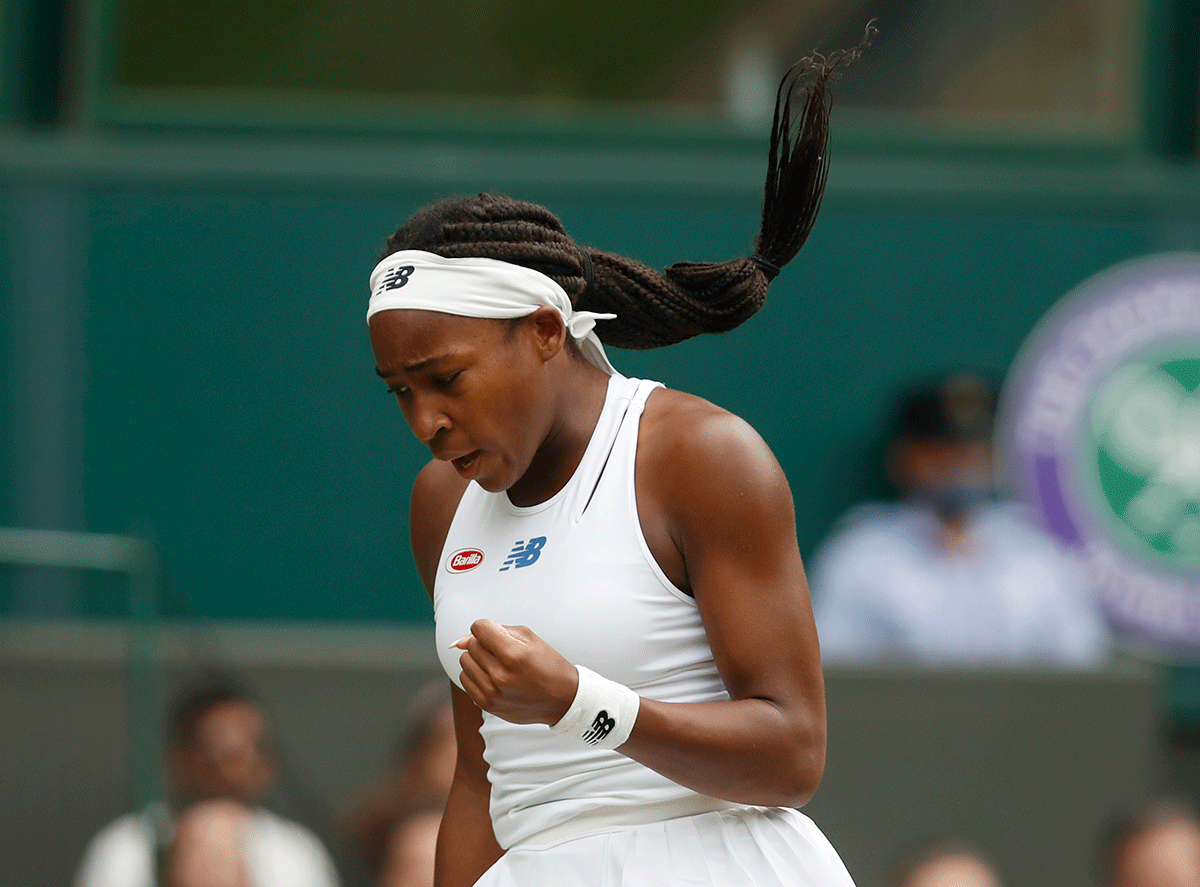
[452,619,579,726]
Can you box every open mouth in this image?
[452,451,480,472]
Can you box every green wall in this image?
[3,129,1199,621]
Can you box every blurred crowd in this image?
[73,679,454,887]
[69,671,1200,887]
[74,683,341,887]
[887,811,1200,887]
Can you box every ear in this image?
[525,306,568,363]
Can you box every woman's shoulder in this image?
[643,386,777,460]
[640,386,789,502]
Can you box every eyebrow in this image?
[375,353,456,378]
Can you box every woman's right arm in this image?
[410,460,502,886]
[435,687,504,887]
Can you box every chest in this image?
[433,492,699,689]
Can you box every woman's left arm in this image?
[453,403,827,808]
[613,403,826,806]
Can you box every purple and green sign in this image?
[1000,253,1200,655]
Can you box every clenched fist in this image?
[451,619,579,726]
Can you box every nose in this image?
[408,392,452,445]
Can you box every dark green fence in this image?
[3,126,1199,621]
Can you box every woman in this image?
[367,42,866,887]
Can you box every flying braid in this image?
[380,25,873,350]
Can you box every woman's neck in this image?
[506,360,612,508]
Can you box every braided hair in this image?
[381,30,872,350]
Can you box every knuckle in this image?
[502,648,529,671]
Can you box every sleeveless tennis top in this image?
[433,373,746,850]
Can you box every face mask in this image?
[922,480,994,520]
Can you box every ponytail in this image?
[757,29,875,277]
[380,25,873,350]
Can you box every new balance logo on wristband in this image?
[582,710,616,745]
[550,666,638,750]
[499,536,546,571]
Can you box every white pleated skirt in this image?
[476,806,856,886]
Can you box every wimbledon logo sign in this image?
[1000,253,1200,654]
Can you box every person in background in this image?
[389,685,456,806]
[339,682,455,880]
[888,837,1002,887]
[375,804,444,887]
[74,680,340,887]
[811,371,1110,667]
[163,800,251,887]
[1100,800,1200,887]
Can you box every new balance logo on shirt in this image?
[500,536,547,571]
[582,710,616,745]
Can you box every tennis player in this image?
[367,42,866,887]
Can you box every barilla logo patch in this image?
[446,549,484,573]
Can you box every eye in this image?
[388,385,410,398]
[432,371,462,390]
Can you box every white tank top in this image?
[433,374,745,849]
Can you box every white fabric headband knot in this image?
[367,250,617,375]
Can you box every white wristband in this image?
[549,665,640,750]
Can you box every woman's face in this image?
[369,308,561,493]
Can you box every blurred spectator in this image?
[164,800,250,887]
[888,837,1003,887]
[74,680,340,887]
[375,804,442,887]
[1100,800,1200,887]
[811,372,1110,667]
[338,682,454,880]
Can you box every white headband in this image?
[367,250,617,375]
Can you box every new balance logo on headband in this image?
[499,537,546,571]
[377,264,414,292]
[582,710,616,745]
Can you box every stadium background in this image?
[1,1,1199,885]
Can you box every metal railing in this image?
[0,527,163,808]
